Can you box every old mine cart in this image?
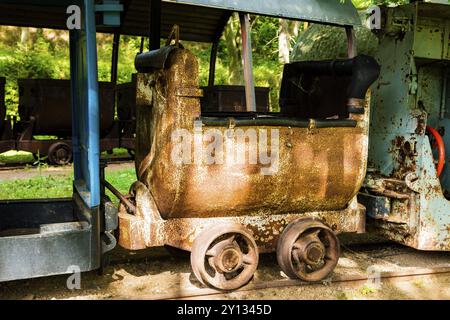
[117,0,380,290]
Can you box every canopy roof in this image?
[0,0,360,43]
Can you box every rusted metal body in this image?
[13,79,121,162]
[116,75,137,151]
[17,79,116,136]
[0,77,14,153]
[118,47,374,252]
[360,2,450,251]
[118,181,366,252]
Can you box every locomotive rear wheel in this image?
[48,142,72,166]
[277,218,340,282]
[190,224,259,291]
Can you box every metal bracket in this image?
[95,0,123,27]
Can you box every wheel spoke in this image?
[206,235,236,257]
[206,248,218,257]
[213,271,227,283]
[242,253,256,265]
[207,256,216,269]
[226,234,236,245]
[292,249,302,265]
[311,229,321,241]
[295,261,307,274]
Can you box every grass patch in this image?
[0,167,136,204]
[104,168,136,204]
[0,151,35,164]
[0,174,73,199]
[0,148,132,165]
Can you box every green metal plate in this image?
[166,0,361,26]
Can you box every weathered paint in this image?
[364,2,450,251]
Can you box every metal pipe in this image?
[239,13,256,112]
[208,42,218,87]
[199,117,357,128]
[140,37,145,53]
[111,33,120,85]
[101,178,136,213]
[149,0,161,51]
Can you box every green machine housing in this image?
[359,1,450,251]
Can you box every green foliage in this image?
[0,167,136,204]
[0,0,409,117]
[0,174,73,200]
[350,0,409,9]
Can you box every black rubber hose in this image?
[199,117,357,128]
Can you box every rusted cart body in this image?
[18,79,116,136]
[14,79,120,164]
[131,50,371,221]
[118,40,379,289]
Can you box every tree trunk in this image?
[20,28,29,45]
[278,19,290,64]
[223,13,243,84]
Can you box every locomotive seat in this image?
[279,55,380,119]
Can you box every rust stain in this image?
[119,47,370,252]
[389,136,417,179]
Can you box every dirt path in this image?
[1,241,449,300]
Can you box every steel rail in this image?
[112,266,450,300]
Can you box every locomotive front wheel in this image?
[190,224,259,291]
[48,142,72,166]
[277,218,340,282]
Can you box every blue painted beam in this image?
[70,0,100,208]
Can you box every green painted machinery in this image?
[359,1,450,251]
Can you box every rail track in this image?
[0,157,133,172]
[0,242,448,300]
[104,243,450,300]
[113,266,450,300]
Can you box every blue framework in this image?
[70,0,100,208]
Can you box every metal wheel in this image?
[48,142,72,165]
[190,224,259,291]
[277,218,340,282]
[127,148,135,158]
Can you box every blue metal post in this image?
[70,0,100,208]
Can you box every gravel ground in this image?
[1,239,449,300]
